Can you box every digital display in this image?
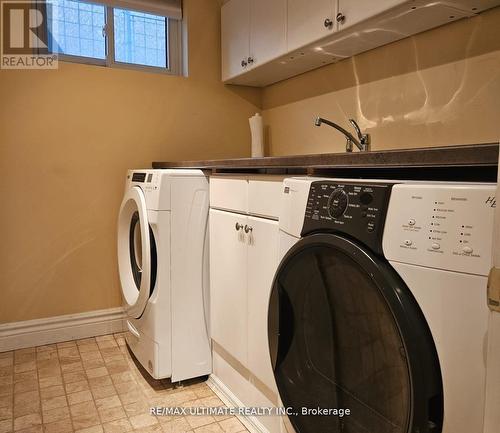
[132,172,146,182]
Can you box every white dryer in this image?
[269,177,497,433]
[117,169,211,381]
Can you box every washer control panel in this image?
[383,184,496,276]
[302,181,393,254]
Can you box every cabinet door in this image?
[209,209,248,366]
[247,216,279,392]
[221,0,250,81]
[337,0,405,30]
[249,0,287,67]
[287,0,336,52]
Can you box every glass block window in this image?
[113,9,168,68]
[46,0,180,73]
[48,0,106,59]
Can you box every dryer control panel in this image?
[302,181,393,254]
[383,184,496,276]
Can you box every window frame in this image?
[49,0,182,75]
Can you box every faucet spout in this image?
[314,116,370,152]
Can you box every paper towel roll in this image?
[249,113,264,158]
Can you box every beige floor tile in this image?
[0,366,13,376]
[77,344,99,354]
[103,361,127,375]
[94,396,120,411]
[97,405,126,423]
[13,401,40,419]
[85,368,107,380]
[14,352,35,365]
[37,368,61,380]
[0,395,12,409]
[82,360,105,371]
[102,418,133,433]
[0,419,12,433]
[36,360,59,371]
[0,385,13,397]
[40,386,65,400]
[41,406,70,424]
[13,363,35,375]
[16,425,42,433]
[41,396,67,412]
[194,423,223,433]
[123,400,149,418]
[56,341,76,349]
[67,390,92,406]
[0,406,12,421]
[36,345,56,353]
[74,425,103,433]
[62,371,86,385]
[76,338,95,345]
[129,414,158,430]
[56,348,79,359]
[88,377,112,390]
[185,416,215,430]
[134,425,163,433]
[110,372,134,386]
[14,381,37,395]
[118,391,143,406]
[160,418,192,433]
[13,413,41,431]
[192,387,214,400]
[113,381,139,396]
[80,352,102,362]
[60,362,83,374]
[0,377,13,389]
[0,359,13,369]
[14,371,37,385]
[217,418,245,433]
[64,380,89,394]
[89,385,115,401]
[38,376,62,389]
[172,392,197,405]
[14,392,39,407]
[35,352,58,363]
[69,402,100,430]
[42,418,73,433]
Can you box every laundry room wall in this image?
[0,0,261,323]
[261,7,500,155]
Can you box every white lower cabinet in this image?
[209,209,248,367]
[247,216,279,392]
[210,208,282,432]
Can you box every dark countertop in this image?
[152,143,499,181]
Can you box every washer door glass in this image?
[118,186,156,318]
[268,233,443,433]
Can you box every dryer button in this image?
[408,219,416,226]
[462,246,473,254]
[404,240,412,246]
[431,243,440,250]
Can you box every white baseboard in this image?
[0,307,125,352]
[207,374,270,433]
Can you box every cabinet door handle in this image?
[247,56,254,64]
[244,225,253,234]
[241,59,248,67]
[324,17,333,28]
[235,222,243,231]
[336,13,345,24]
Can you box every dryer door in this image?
[118,186,157,319]
[268,233,443,433]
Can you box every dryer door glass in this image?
[268,233,443,433]
[117,186,156,318]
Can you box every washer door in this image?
[268,233,443,433]
[118,186,155,319]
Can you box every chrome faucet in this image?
[314,117,370,152]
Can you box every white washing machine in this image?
[117,169,211,381]
[268,177,497,433]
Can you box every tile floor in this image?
[0,333,249,433]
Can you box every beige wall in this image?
[0,0,260,323]
[262,7,500,155]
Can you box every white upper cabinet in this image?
[222,0,286,81]
[221,0,250,81]
[287,0,336,52]
[250,0,287,67]
[336,0,406,30]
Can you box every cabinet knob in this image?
[241,59,247,67]
[244,225,253,234]
[336,13,345,24]
[235,222,243,231]
[247,56,254,64]
[324,18,333,28]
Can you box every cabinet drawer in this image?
[210,176,248,213]
[248,177,285,219]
